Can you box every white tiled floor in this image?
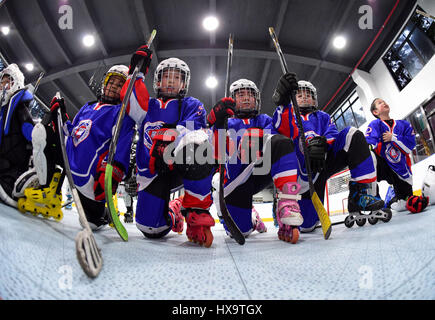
[0,202,434,300]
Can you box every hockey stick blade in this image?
[269,27,332,240]
[104,29,157,241]
[56,93,103,278]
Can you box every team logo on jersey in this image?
[72,119,92,147]
[365,127,372,136]
[143,121,165,149]
[385,144,401,163]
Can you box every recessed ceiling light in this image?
[205,76,218,89]
[1,26,10,36]
[25,63,34,72]
[333,36,347,49]
[203,16,219,31]
[83,34,95,47]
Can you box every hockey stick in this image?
[269,27,332,240]
[55,92,103,278]
[104,29,157,241]
[216,33,245,245]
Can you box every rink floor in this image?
[0,201,434,300]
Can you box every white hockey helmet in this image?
[0,63,25,105]
[230,79,261,118]
[297,80,318,108]
[100,64,129,104]
[153,58,190,98]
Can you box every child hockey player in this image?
[208,79,302,243]
[0,64,38,208]
[123,49,216,247]
[366,98,417,212]
[23,64,136,229]
[272,73,387,230]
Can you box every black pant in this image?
[374,153,413,200]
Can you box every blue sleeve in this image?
[365,120,381,148]
[320,113,338,148]
[178,97,207,130]
[392,120,416,154]
[113,115,135,175]
[21,122,33,142]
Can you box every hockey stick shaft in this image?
[105,29,156,241]
[55,92,103,278]
[416,9,435,20]
[269,27,331,240]
[217,34,245,245]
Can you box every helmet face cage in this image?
[100,65,128,104]
[0,64,24,104]
[153,58,190,98]
[230,79,261,118]
[297,80,318,108]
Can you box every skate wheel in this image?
[356,218,366,227]
[344,216,354,228]
[290,228,299,244]
[203,228,213,248]
[368,216,378,225]
[381,208,392,223]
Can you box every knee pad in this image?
[174,130,215,180]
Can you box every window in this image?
[331,90,367,129]
[383,6,435,91]
[405,98,435,164]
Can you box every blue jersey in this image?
[224,114,274,180]
[365,119,416,183]
[124,76,208,190]
[273,105,338,176]
[66,102,135,200]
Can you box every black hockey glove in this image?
[307,136,328,173]
[272,72,299,107]
[149,127,179,175]
[130,45,153,76]
[207,97,236,129]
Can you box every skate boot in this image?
[390,199,407,212]
[276,182,303,244]
[183,208,215,247]
[252,206,267,233]
[17,170,64,221]
[168,197,184,233]
[345,181,391,228]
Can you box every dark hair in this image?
[370,98,380,118]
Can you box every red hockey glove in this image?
[93,161,124,201]
[239,128,264,164]
[149,128,179,175]
[207,97,235,129]
[129,45,153,76]
[49,95,69,123]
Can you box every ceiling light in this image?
[203,16,219,31]
[25,63,34,72]
[83,34,95,47]
[205,76,218,89]
[333,36,347,50]
[1,26,10,36]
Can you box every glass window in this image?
[410,27,435,62]
[406,107,435,163]
[383,6,435,91]
[335,115,345,131]
[397,42,424,78]
[342,107,356,128]
[352,99,367,127]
